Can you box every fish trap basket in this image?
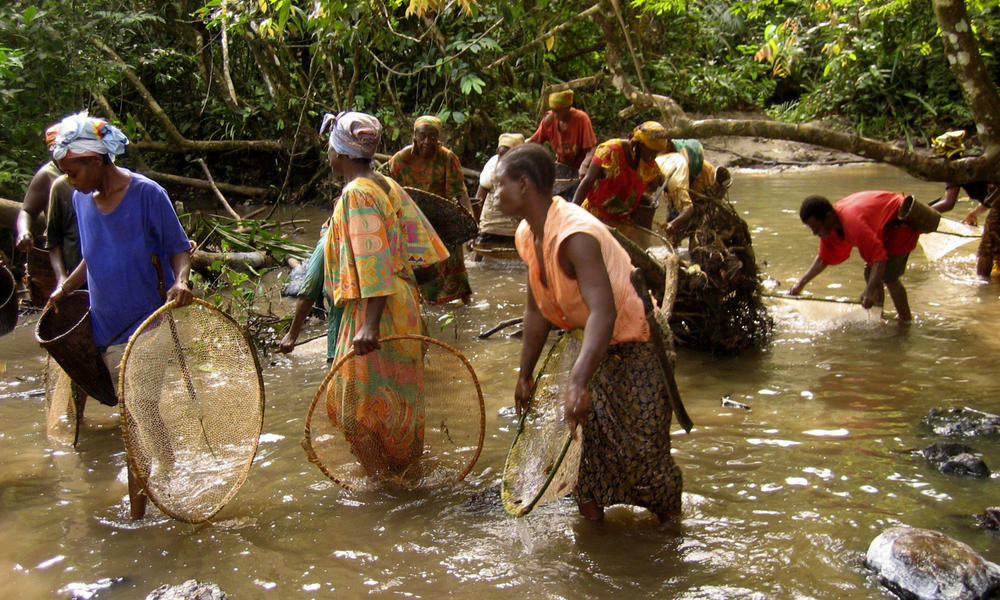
[0,263,16,336]
[898,195,941,234]
[501,330,584,516]
[119,298,264,523]
[35,290,117,406]
[404,187,478,246]
[304,334,485,491]
[26,242,57,307]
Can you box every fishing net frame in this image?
[303,334,486,491]
[118,298,265,523]
[501,331,585,516]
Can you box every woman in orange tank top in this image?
[496,143,682,524]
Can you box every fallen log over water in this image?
[191,250,278,273]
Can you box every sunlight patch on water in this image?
[803,428,850,437]
[746,438,800,448]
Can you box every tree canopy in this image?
[0,0,997,201]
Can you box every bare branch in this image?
[196,158,242,220]
[606,0,648,94]
[144,170,272,198]
[487,4,601,70]
[94,38,283,153]
[219,0,240,107]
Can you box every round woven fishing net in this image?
[502,330,584,516]
[404,187,478,246]
[119,299,264,523]
[304,334,485,491]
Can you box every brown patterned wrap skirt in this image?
[575,339,683,515]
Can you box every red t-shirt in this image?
[818,190,920,265]
[529,108,597,169]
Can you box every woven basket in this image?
[35,290,117,406]
[26,242,57,307]
[898,195,941,234]
[0,263,17,336]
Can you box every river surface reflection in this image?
[1,163,998,598]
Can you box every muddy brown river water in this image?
[1,163,999,599]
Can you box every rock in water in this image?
[146,580,228,600]
[921,442,990,478]
[974,507,1000,531]
[923,407,1000,437]
[866,527,1000,600]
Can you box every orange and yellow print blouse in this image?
[324,176,448,305]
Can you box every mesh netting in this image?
[303,334,485,491]
[119,299,264,523]
[766,295,878,328]
[502,330,584,516]
[918,217,983,261]
[44,355,86,446]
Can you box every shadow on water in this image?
[1,164,999,597]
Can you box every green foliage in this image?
[185,215,311,262]
[0,0,997,195]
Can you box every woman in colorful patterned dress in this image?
[322,111,448,478]
[385,115,473,304]
[572,121,667,223]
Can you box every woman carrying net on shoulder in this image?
[321,111,448,479]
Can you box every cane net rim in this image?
[118,298,265,523]
[501,331,584,516]
[303,334,486,491]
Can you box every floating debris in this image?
[721,395,751,410]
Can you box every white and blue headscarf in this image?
[319,111,381,159]
[49,111,129,162]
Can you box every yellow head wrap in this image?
[547,90,574,109]
[414,115,442,133]
[497,133,525,150]
[932,130,966,159]
[631,121,670,153]
[44,123,60,149]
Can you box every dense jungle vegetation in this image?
[0,0,998,203]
